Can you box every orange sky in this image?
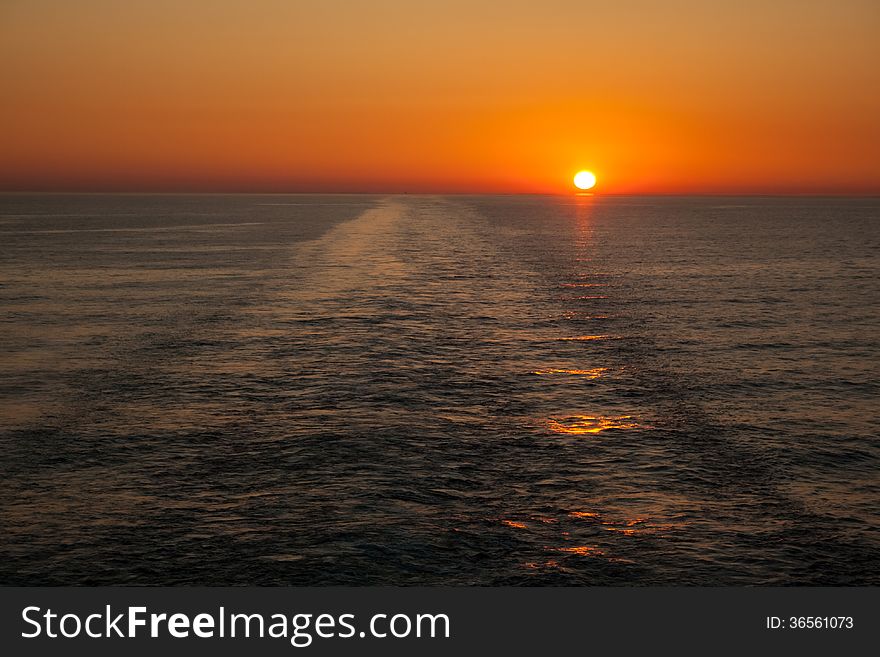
[1,0,878,194]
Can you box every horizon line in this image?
[1,190,879,198]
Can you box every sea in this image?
[1,194,877,585]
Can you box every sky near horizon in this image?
[1,0,878,194]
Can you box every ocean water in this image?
[0,193,878,585]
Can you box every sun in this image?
[573,170,597,190]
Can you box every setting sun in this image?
[573,171,597,191]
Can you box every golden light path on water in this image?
[546,415,643,435]
[531,367,608,379]
[503,508,685,571]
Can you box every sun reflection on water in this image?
[568,510,684,536]
[547,415,641,434]
[556,545,605,557]
[531,367,608,379]
[560,311,610,320]
[523,560,560,570]
[601,518,680,536]
[501,519,527,529]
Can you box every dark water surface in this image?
[1,194,878,585]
